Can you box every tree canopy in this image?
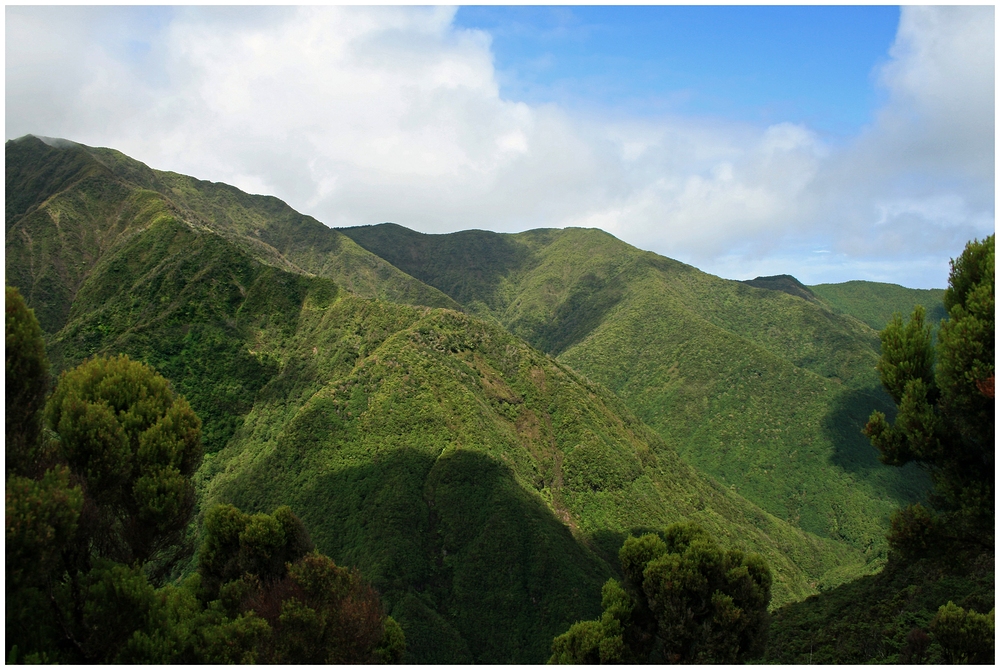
[45,353,203,570]
[6,286,50,477]
[864,235,994,552]
[549,521,771,664]
[5,286,404,663]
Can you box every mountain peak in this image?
[741,274,818,302]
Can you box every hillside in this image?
[6,136,868,662]
[5,136,458,337]
[765,547,994,664]
[340,224,931,564]
[809,280,947,331]
[742,273,822,303]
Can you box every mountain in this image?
[742,273,822,303]
[6,136,867,662]
[809,280,947,331]
[5,136,458,337]
[339,224,931,564]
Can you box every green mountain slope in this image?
[765,545,994,664]
[5,136,457,337]
[7,136,869,662]
[742,273,823,303]
[340,224,931,563]
[809,280,947,331]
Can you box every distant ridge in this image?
[741,274,819,303]
[809,280,947,331]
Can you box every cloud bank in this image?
[6,5,993,288]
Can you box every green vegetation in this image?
[44,354,202,569]
[810,280,947,331]
[6,286,50,476]
[550,522,771,664]
[5,291,402,663]
[200,300,859,660]
[341,223,931,567]
[766,237,994,664]
[865,235,993,551]
[765,546,993,664]
[742,273,823,303]
[196,503,405,664]
[929,601,995,664]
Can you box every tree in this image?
[199,503,406,663]
[864,235,994,552]
[6,288,84,662]
[198,503,314,600]
[6,286,50,477]
[550,522,771,664]
[43,354,204,572]
[6,288,404,664]
[929,602,995,664]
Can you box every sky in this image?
[5,5,995,289]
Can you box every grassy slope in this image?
[340,224,931,566]
[6,137,866,661]
[810,280,947,331]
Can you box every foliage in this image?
[342,223,931,568]
[6,286,51,476]
[197,503,403,663]
[4,297,403,663]
[767,237,995,665]
[7,136,942,662]
[765,546,993,664]
[6,288,86,661]
[44,354,202,568]
[200,300,868,660]
[6,465,83,588]
[864,235,994,551]
[198,503,314,601]
[809,280,947,332]
[929,601,994,664]
[5,322,218,662]
[549,522,771,664]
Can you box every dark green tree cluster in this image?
[5,286,403,663]
[928,601,994,664]
[198,503,405,663]
[549,521,771,664]
[857,236,995,664]
[864,235,994,553]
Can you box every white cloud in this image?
[5,5,993,289]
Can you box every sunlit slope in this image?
[5,136,458,328]
[809,280,947,331]
[340,224,931,561]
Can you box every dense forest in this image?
[6,135,994,663]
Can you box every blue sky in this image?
[455,6,900,137]
[6,6,994,289]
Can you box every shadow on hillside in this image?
[528,272,627,357]
[822,386,895,474]
[587,526,672,577]
[340,225,534,309]
[226,446,613,664]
